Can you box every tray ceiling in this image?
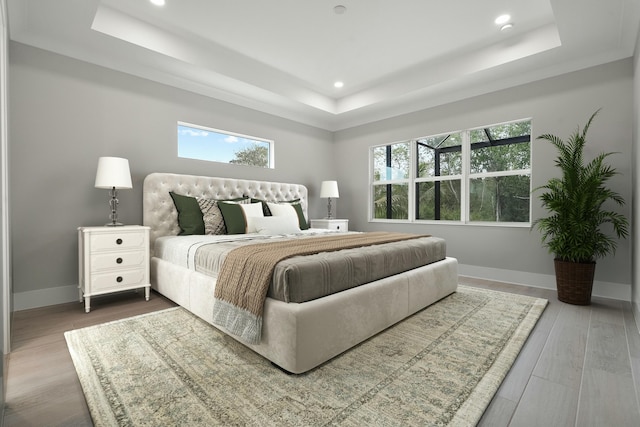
[8,0,640,131]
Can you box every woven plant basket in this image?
[554,259,596,305]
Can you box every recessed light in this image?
[150,0,165,6]
[494,14,511,25]
[500,23,514,31]
[334,5,347,14]
[334,81,344,88]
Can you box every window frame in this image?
[370,141,412,220]
[177,121,275,169]
[369,119,532,227]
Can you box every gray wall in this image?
[334,59,634,296]
[633,31,640,331]
[0,0,6,411]
[7,41,636,308]
[8,42,335,307]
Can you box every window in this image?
[371,119,531,224]
[177,122,274,168]
[415,132,463,221]
[372,142,410,219]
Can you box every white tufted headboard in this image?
[143,172,308,255]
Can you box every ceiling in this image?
[7,0,640,131]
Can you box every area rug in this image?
[65,285,547,426]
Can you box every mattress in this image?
[154,231,446,303]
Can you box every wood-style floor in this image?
[3,279,640,426]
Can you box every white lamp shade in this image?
[94,157,133,189]
[320,180,339,198]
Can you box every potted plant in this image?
[533,110,629,305]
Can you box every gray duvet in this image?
[156,233,446,303]
[269,236,446,302]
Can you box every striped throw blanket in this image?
[211,232,426,344]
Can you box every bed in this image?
[143,172,458,374]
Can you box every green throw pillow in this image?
[291,202,309,230]
[198,196,250,235]
[169,192,205,235]
[218,201,251,234]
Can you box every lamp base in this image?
[105,187,124,227]
[326,197,334,219]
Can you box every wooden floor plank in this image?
[4,340,91,427]
[496,329,548,402]
[509,376,578,427]
[576,305,640,426]
[622,302,640,413]
[585,316,631,376]
[477,395,517,427]
[531,302,590,389]
[576,368,640,427]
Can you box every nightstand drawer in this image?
[91,268,147,292]
[324,222,347,231]
[91,251,146,271]
[90,231,146,252]
[310,219,349,232]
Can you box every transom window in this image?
[371,119,531,224]
[177,122,274,168]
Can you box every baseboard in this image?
[11,265,633,311]
[12,284,79,311]
[1,352,6,424]
[633,301,640,335]
[458,264,631,301]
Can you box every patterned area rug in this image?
[65,285,547,426]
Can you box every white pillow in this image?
[252,216,301,235]
[266,202,298,218]
[239,202,265,233]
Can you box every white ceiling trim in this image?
[92,4,338,115]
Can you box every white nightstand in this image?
[78,225,150,313]
[309,219,349,232]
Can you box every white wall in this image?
[335,59,634,300]
[8,42,335,309]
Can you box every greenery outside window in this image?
[415,132,464,220]
[177,122,274,168]
[372,142,410,219]
[371,119,531,224]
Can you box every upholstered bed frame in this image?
[143,172,458,374]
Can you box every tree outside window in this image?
[373,142,410,219]
[371,119,531,224]
[177,122,273,168]
[468,121,531,222]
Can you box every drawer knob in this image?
[116,238,123,245]
[116,257,123,264]
[116,276,123,283]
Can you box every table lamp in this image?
[320,180,339,219]
[94,157,132,226]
